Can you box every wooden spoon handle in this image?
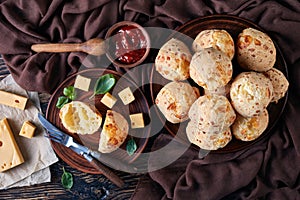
[89,157,125,188]
[31,43,82,53]
[31,38,106,56]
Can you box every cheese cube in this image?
[118,87,135,105]
[101,93,117,108]
[74,75,91,91]
[0,118,25,172]
[129,113,144,129]
[19,121,36,139]
[0,90,28,110]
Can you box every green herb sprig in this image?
[56,86,76,108]
[63,86,76,100]
[56,96,69,109]
[89,74,115,99]
[126,138,137,156]
[61,167,73,189]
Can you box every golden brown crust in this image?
[237,28,276,72]
[193,29,235,60]
[232,109,269,141]
[98,110,129,153]
[155,38,192,81]
[188,94,236,133]
[190,48,233,90]
[155,81,200,124]
[230,72,273,118]
[186,122,232,150]
[263,68,289,103]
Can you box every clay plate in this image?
[150,15,288,153]
[47,68,151,174]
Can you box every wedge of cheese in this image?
[0,90,28,110]
[0,118,25,172]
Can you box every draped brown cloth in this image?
[0,0,299,199]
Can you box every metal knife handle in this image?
[83,154,125,188]
[90,150,102,160]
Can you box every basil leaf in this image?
[63,86,76,100]
[92,74,115,97]
[126,138,137,156]
[56,96,69,109]
[61,167,73,189]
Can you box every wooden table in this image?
[0,56,142,200]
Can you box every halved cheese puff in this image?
[98,110,129,153]
[59,101,102,135]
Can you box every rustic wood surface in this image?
[0,56,142,200]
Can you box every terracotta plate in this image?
[150,15,288,153]
[46,68,151,174]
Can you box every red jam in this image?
[112,25,147,64]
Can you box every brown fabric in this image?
[0,0,120,93]
[128,1,300,199]
[0,0,299,199]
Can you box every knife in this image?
[38,113,125,187]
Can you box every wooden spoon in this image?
[31,38,106,56]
